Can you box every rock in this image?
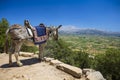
[57,63,82,78]
[33,54,38,58]
[82,68,95,76]
[50,59,63,66]
[79,76,87,80]
[86,71,106,80]
[44,57,54,62]
[19,52,34,57]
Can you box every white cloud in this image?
[60,25,80,31]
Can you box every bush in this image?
[21,44,38,53]
[45,39,72,62]
[0,18,9,53]
[70,51,91,69]
[92,48,120,80]
[45,39,91,68]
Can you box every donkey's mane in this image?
[10,24,22,29]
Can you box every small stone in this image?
[50,59,63,66]
[44,57,54,62]
[19,52,34,57]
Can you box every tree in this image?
[0,18,9,53]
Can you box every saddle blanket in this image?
[33,26,47,45]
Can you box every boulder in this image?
[86,71,106,80]
[57,63,82,78]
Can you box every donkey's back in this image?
[5,24,31,66]
[8,24,30,40]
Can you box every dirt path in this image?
[0,53,77,80]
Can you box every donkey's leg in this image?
[14,52,23,67]
[9,51,13,66]
[38,45,42,61]
[38,44,45,61]
[38,45,43,61]
[9,52,12,66]
[9,42,14,66]
[14,41,23,66]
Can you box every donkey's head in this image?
[48,25,62,41]
[24,20,32,29]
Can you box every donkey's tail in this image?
[4,28,10,54]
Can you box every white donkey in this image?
[5,20,62,66]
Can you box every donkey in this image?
[5,20,62,66]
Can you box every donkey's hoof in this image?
[9,63,13,67]
[17,62,23,67]
[38,58,42,61]
[38,58,44,62]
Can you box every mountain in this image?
[59,28,120,37]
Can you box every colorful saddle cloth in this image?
[33,26,47,45]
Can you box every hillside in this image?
[59,28,120,36]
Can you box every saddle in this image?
[26,26,47,45]
[34,26,47,44]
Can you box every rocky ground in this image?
[0,53,78,80]
[0,53,106,80]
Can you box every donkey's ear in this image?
[57,25,62,29]
[24,20,29,25]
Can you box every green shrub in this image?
[70,51,91,69]
[0,18,9,53]
[21,44,38,53]
[92,48,120,80]
[45,39,91,68]
[45,39,72,62]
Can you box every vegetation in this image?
[44,38,120,80]
[0,18,120,80]
[92,48,120,80]
[21,44,38,53]
[0,18,9,53]
[44,39,91,68]
[60,35,120,54]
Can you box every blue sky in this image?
[0,0,120,32]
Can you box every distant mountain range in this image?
[59,28,120,37]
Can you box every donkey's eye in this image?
[49,31,52,33]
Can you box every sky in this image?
[0,0,120,32]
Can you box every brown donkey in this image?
[5,20,62,66]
